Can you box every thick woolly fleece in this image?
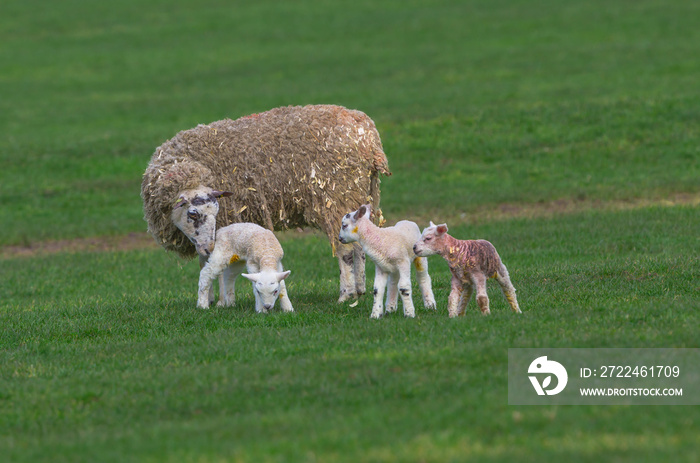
[197,223,293,312]
[141,104,391,260]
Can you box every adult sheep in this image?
[141,104,391,303]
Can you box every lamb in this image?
[141,105,391,303]
[338,204,436,319]
[197,222,293,313]
[413,222,521,317]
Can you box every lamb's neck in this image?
[440,234,466,267]
[357,219,385,258]
[258,256,279,271]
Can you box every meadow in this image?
[1,0,699,461]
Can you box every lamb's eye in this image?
[424,236,432,242]
[342,223,348,230]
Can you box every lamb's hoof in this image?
[385,305,397,313]
[404,312,416,319]
[370,312,383,319]
[425,301,437,310]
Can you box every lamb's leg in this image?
[457,284,473,316]
[199,255,217,305]
[496,263,521,313]
[277,262,294,313]
[447,276,463,318]
[218,262,244,307]
[198,259,228,309]
[397,263,416,318]
[353,243,366,296]
[413,257,436,310]
[472,273,490,315]
[337,241,357,303]
[371,267,389,319]
[385,272,398,313]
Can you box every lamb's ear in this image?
[354,205,367,221]
[241,273,260,283]
[212,190,234,199]
[436,224,448,235]
[429,221,436,228]
[173,196,188,209]
[276,270,291,282]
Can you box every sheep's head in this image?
[338,204,371,244]
[413,221,449,257]
[171,187,233,257]
[242,270,291,311]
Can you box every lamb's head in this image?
[338,204,371,244]
[242,270,291,311]
[171,187,233,257]
[413,221,449,257]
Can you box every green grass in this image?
[2,0,700,461]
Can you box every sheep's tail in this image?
[369,149,390,227]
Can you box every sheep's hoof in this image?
[337,292,357,304]
[370,311,383,319]
[404,312,416,318]
[385,305,397,313]
[424,301,436,310]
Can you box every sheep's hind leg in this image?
[199,255,217,305]
[353,243,366,297]
[414,257,436,310]
[496,263,521,313]
[385,272,399,313]
[218,262,244,307]
[337,242,357,303]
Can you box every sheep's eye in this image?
[342,223,348,229]
[187,211,199,220]
[424,236,432,242]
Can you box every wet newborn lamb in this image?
[413,222,521,317]
[339,204,436,318]
[197,223,293,313]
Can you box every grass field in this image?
[1,0,699,461]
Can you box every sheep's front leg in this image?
[397,263,416,318]
[371,267,389,319]
[472,273,490,315]
[277,263,294,313]
[218,262,244,307]
[447,276,464,318]
[458,284,473,316]
[385,272,398,313]
[198,259,228,309]
[414,257,436,310]
[337,242,357,303]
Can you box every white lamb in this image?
[338,204,436,318]
[197,223,293,313]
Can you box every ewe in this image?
[142,105,391,303]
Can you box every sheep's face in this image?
[413,221,449,257]
[242,270,291,311]
[338,205,371,244]
[172,187,233,257]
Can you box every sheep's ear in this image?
[354,205,366,221]
[212,190,234,199]
[429,221,436,228]
[436,224,448,235]
[241,273,260,283]
[276,270,291,282]
[173,196,188,209]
